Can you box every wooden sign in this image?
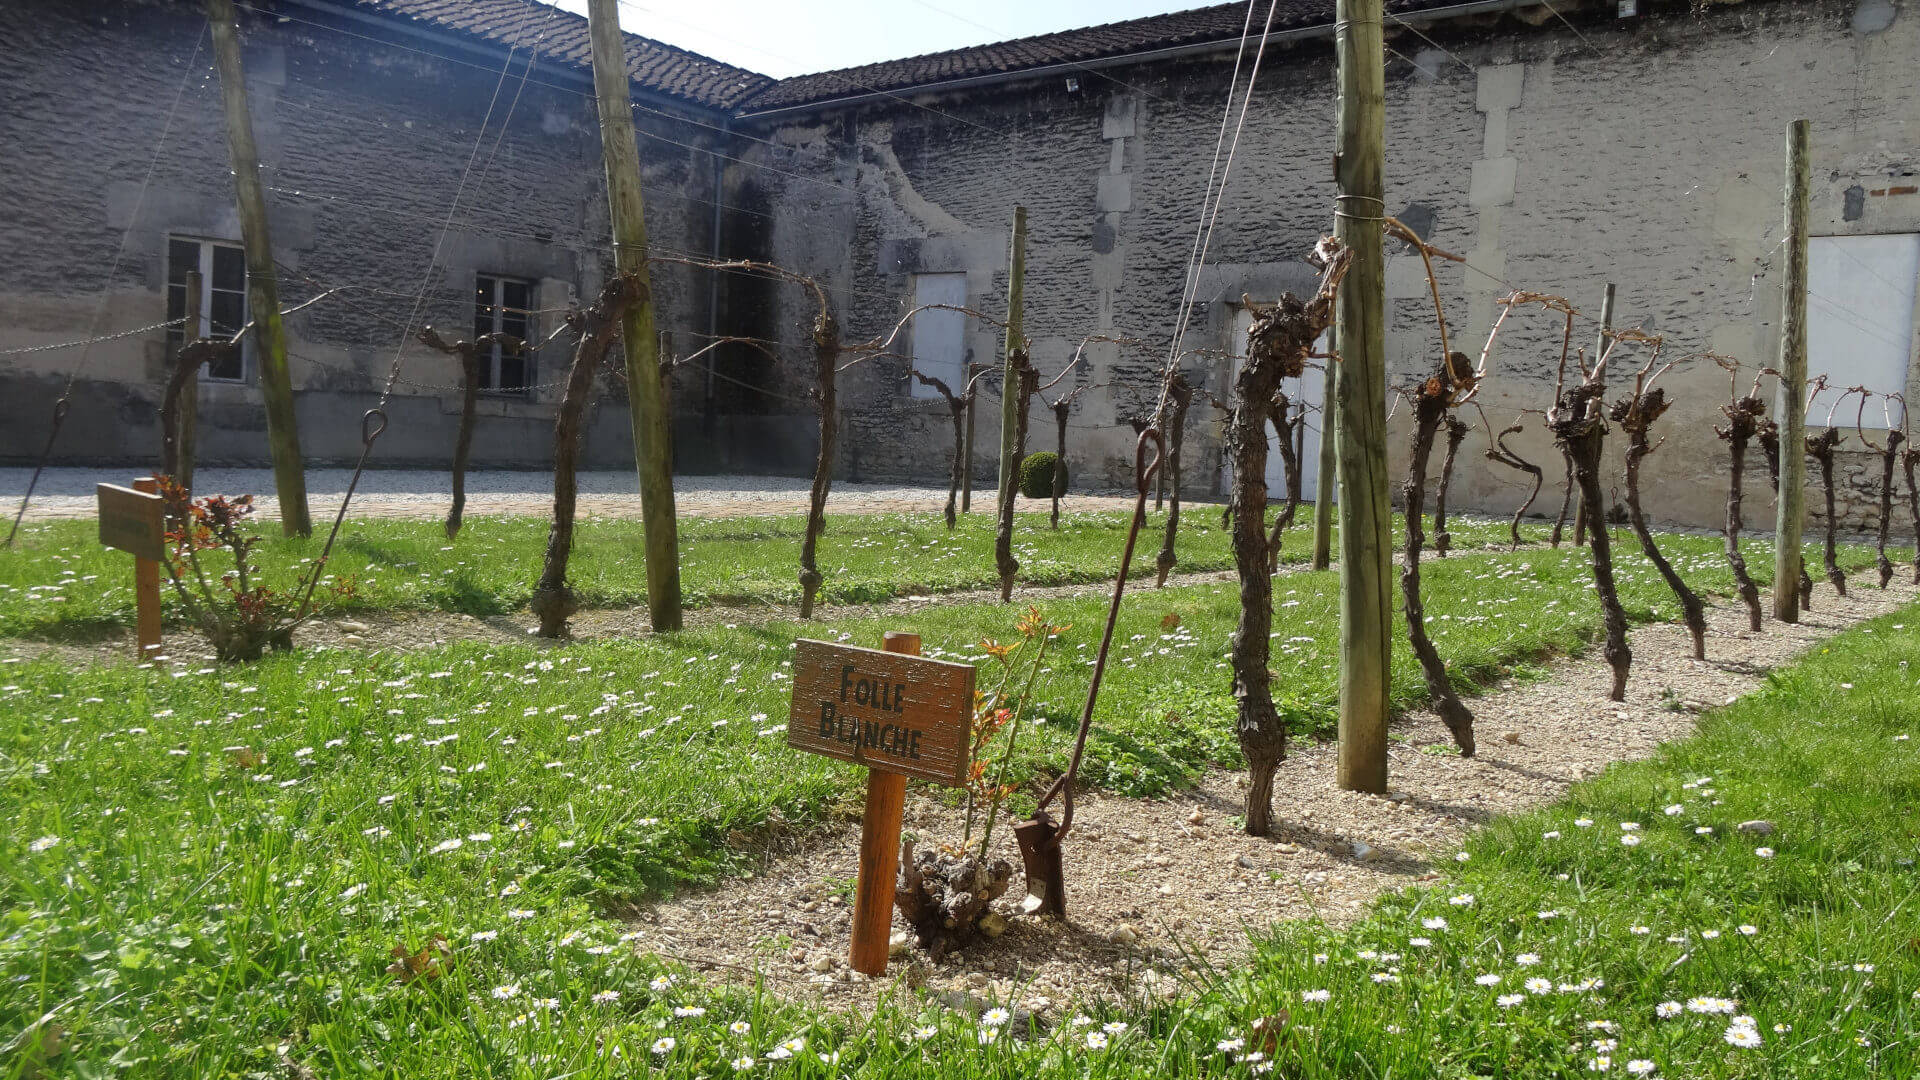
[97,483,166,562]
[787,637,974,786]
[786,631,974,977]
[96,479,165,657]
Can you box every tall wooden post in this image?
[1773,119,1812,623]
[206,0,309,537]
[1573,283,1614,545]
[1333,0,1392,794]
[848,630,919,976]
[1311,327,1338,570]
[995,208,1028,517]
[586,0,683,631]
[179,269,202,493]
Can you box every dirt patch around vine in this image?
[619,571,1917,1019]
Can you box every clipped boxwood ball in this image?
[1020,451,1067,499]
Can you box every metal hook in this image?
[1134,424,1166,496]
[361,408,389,445]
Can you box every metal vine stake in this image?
[1012,425,1162,917]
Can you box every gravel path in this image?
[623,570,1919,1017]
[1,467,1141,522]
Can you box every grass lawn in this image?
[0,526,1894,1076]
[0,505,1549,641]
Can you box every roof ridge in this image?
[729,0,1483,113]
[757,1,1243,88]
[339,0,774,110]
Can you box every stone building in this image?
[2,0,1917,531]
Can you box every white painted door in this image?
[1222,307,1326,501]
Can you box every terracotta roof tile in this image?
[332,0,1492,116]
[736,0,1471,112]
[343,0,774,110]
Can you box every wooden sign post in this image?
[787,631,973,976]
[97,478,166,659]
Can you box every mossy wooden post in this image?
[993,207,1028,601]
[587,0,683,632]
[1333,0,1392,794]
[1773,120,1811,623]
[206,0,309,537]
[1311,329,1337,571]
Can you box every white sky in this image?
[548,0,1208,79]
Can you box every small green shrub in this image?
[1019,451,1066,499]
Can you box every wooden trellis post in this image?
[206,0,310,537]
[587,0,683,632]
[1773,119,1811,623]
[1333,0,1392,794]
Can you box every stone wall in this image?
[5,0,1917,528]
[0,0,728,470]
[732,0,1920,531]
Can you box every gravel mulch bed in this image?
[619,571,1918,1018]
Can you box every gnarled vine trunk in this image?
[160,341,230,491]
[419,328,520,540]
[893,841,1013,960]
[445,349,482,540]
[1265,394,1303,574]
[1613,388,1707,659]
[1048,388,1082,531]
[1228,346,1285,836]
[1401,354,1477,754]
[1550,450,1575,547]
[1154,372,1192,586]
[1228,274,1345,835]
[1432,415,1467,557]
[1875,431,1903,588]
[1553,383,1631,700]
[1807,427,1846,597]
[1904,445,1920,585]
[798,312,842,618]
[913,372,968,530]
[1716,395,1766,631]
[532,277,638,637]
[1485,424,1542,549]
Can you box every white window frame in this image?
[473,274,537,395]
[166,236,250,383]
[908,272,968,399]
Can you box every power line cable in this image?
[1167,0,1280,386]
[613,0,1017,142]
